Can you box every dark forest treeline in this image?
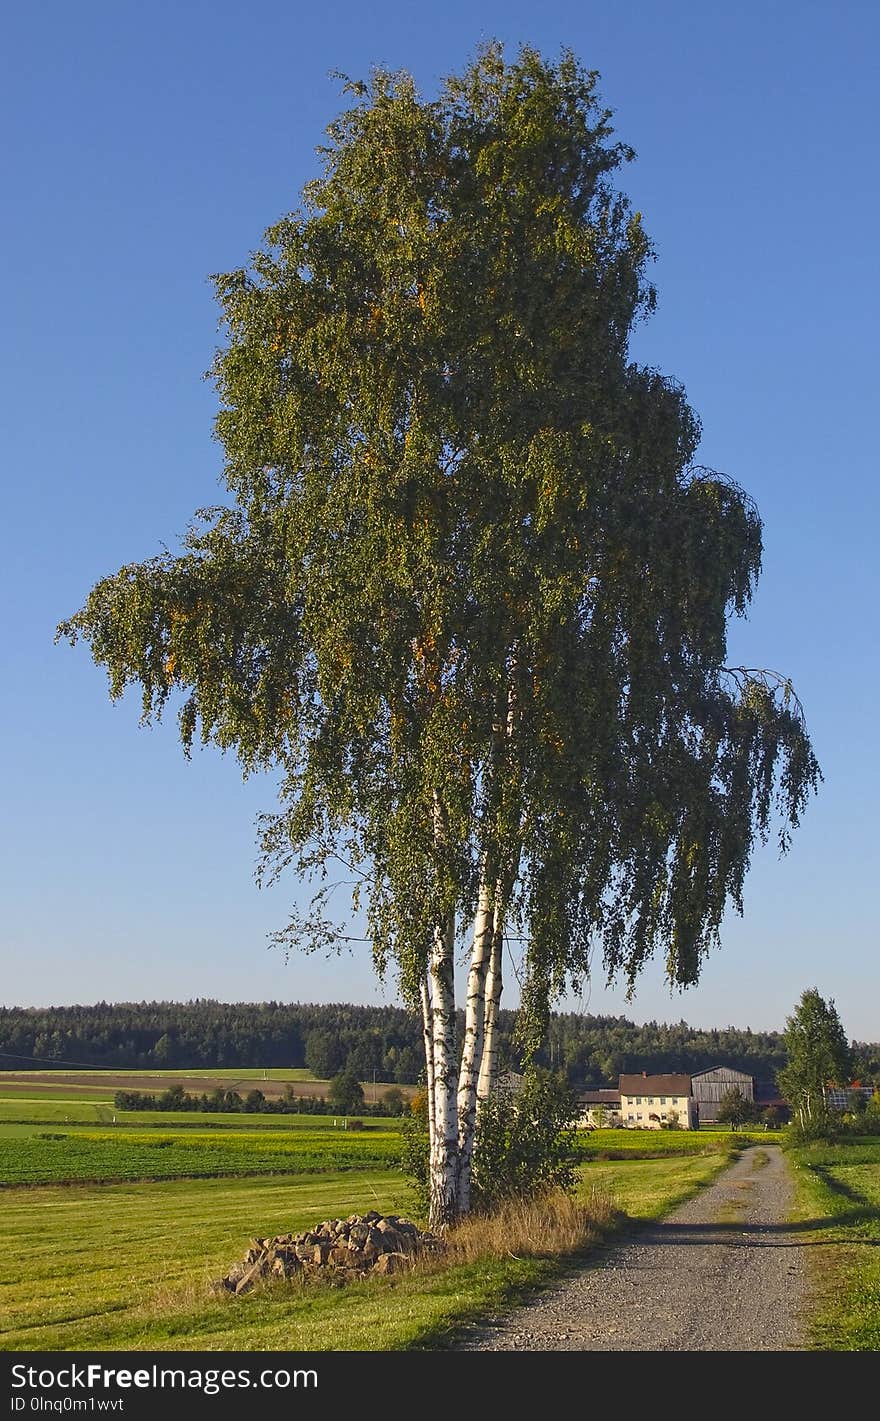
[1,1001,878,1087]
[0,1002,423,1084]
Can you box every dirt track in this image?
[452,1144,809,1351]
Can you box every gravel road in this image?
[452,1144,808,1351]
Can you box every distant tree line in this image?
[0,1001,425,1082]
[3,1000,878,1088]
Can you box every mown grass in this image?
[0,1099,116,1123]
[0,1121,741,1189]
[574,1127,755,1160]
[0,1079,749,1351]
[0,1101,400,1131]
[787,1138,880,1351]
[577,1147,734,1220]
[0,1069,321,1103]
[0,1068,318,1082]
[0,1087,118,1103]
[0,1153,728,1352]
[0,1125,403,1186]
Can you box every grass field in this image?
[0,1098,117,1122]
[574,1127,768,1159]
[0,1067,408,1104]
[0,1118,743,1187]
[0,1068,319,1085]
[0,1099,402,1129]
[0,1070,825,1353]
[0,1123,404,1186]
[788,1138,880,1351]
[0,1152,733,1352]
[0,1069,740,1351]
[578,1149,735,1219]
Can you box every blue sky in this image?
[2,2,877,1043]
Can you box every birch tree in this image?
[57,44,821,1230]
[778,989,851,1129]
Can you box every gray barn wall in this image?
[691,1066,755,1122]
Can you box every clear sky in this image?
[2,2,877,1043]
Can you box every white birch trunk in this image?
[426,791,460,1230]
[419,975,436,1151]
[475,664,520,1106]
[428,915,459,1231]
[477,893,504,1101]
[454,874,495,1214]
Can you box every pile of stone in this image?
[214,1210,443,1294]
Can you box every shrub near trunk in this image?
[470,1069,580,1213]
[401,1068,579,1219]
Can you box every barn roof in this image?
[578,1089,621,1105]
[619,1073,692,1095]
[691,1065,755,1082]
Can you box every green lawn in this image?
[0,1098,115,1122]
[0,1078,786,1352]
[0,1124,403,1186]
[577,1148,734,1219]
[788,1138,880,1351]
[0,1153,729,1352]
[574,1127,760,1159]
[0,1101,401,1130]
[0,1068,318,1081]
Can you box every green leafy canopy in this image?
[57,44,821,1047]
[778,988,852,1126]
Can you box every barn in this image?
[691,1066,755,1123]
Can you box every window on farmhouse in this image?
[660,1096,666,1104]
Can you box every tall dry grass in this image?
[440,1185,618,1265]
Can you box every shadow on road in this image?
[622,1209,878,1245]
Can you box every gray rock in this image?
[373,1252,405,1275]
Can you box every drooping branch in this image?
[722,666,809,725]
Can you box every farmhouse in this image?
[578,1065,786,1129]
[691,1065,755,1124]
[577,1088,622,1128]
[618,1073,697,1129]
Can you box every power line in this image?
[0,1048,120,1071]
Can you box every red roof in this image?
[619,1074,692,1096]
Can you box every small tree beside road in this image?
[761,1105,784,1130]
[716,1086,760,1129]
[778,988,852,1132]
